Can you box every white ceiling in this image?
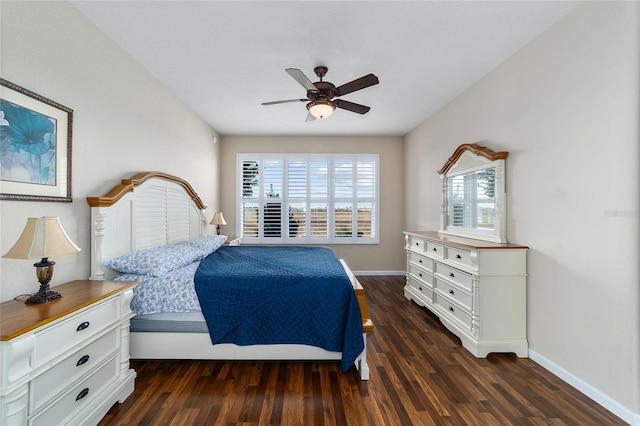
[71,1,580,137]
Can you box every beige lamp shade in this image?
[210,212,226,235]
[3,217,81,260]
[3,217,81,304]
[210,212,227,226]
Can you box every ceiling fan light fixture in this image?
[307,99,336,119]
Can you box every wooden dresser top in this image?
[0,280,137,341]
[404,231,528,250]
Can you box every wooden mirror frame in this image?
[437,143,508,243]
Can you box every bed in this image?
[86,172,373,380]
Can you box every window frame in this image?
[236,153,380,244]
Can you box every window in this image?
[237,154,379,244]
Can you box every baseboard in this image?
[529,349,636,425]
[353,270,405,276]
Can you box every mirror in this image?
[438,144,508,243]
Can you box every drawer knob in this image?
[76,354,90,367]
[449,272,455,278]
[449,289,454,295]
[418,273,422,277]
[415,242,419,246]
[449,306,454,312]
[456,254,462,259]
[419,259,422,263]
[433,248,437,252]
[76,387,90,401]
[419,286,423,291]
[76,321,90,332]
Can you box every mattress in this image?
[130,311,208,333]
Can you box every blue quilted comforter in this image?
[193,246,364,372]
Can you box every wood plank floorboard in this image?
[100,275,626,426]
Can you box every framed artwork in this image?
[0,79,73,202]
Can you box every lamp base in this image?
[24,282,62,303]
[26,289,62,304]
[25,258,62,304]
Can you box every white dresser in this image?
[404,231,528,357]
[0,280,137,425]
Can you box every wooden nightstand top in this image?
[0,280,137,341]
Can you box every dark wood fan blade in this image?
[285,68,317,92]
[334,99,371,115]
[334,74,379,96]
[262,99,308,106]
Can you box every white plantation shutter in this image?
[287,161,306,198]
[309,202,328,237]
[237,154,378,244]
[263,160,282,198]
[240,160,260,238]
[334,160,353,198]
[356,160,375,238]
[288,202,306,237]
[241,202,259,237]
[309,160,329,238]
[334,202,353,238]
[288,161,306,238]
[309,160,328,199]
[357,201,374,238]
[333,160,354,239]
[263,160,283,238]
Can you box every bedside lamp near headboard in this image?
[210,212,227,235]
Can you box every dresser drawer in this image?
[426,242,444,258]
[434,278,472,311]
[433,293,472,332]
[435,263,473,291]
[407,276,433,302]
[408,269,433,288]
[446,247,473,268]
[29,354,119,426]
[407,236,426,251]
[408,264,433,284]
[30,328,119,413]
[33,298,118,367]
[408,251,433,271]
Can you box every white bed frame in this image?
[87,172,372,380]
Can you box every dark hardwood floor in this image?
[100,276,625,425]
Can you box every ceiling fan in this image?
[262,66,379,121]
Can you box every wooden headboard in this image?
[86,172,207,279]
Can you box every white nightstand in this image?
[0,280,138,425]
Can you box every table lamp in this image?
[3,217,81,304]
[210,212,226,235]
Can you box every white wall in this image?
[405,1,639,419]
[0,1,221,302]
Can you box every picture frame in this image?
[0,78,73,202]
